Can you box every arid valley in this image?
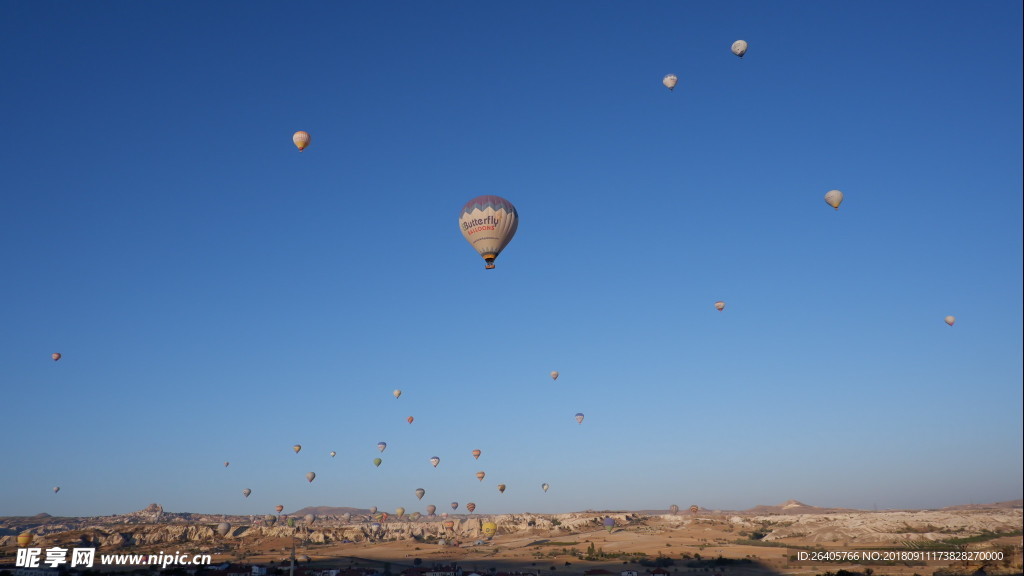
[2,500,1020,576]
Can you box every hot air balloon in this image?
[415,488,425,500]
[53,486,60,494]
[407,416,414,424]
[497,484,506,494]
[459,195,519,269]
[475,471,486,482]
[430,456,440,467]
[443,520,455,529]
[264,514,277,526]
[945,315,956,326]
[373,458,382,467]
[369,506,378,514]
[731,40,748,58]
[293,444,302,454]
[242,488,251,498]
[216,522,231,537]
[575,412,585,424]
[377,442,387,452]
[441,512,449,519]
[472,449,481,459]
[275,505,284,513]
[482,521,497,538]
[410,512,422,521]
[292,131,310,151]
[603,516,615,533]
[304,513,315,524]
[330,450,336,457]
[381,512,390,522]
[450,502,459,511]
[550,371,559,381]
[689,504,699,514]
[52,353,61,362]
[669,504,679,515]
[341,512,351,522]
[466,502,476,513]
[662,74,678,91]
[824,189,844,210]
[17,532,33,547]
[426,504,436,515]
[541,483,550,492]
[370,521,382,533]
[395,507,405,519]
[306,472,316,483]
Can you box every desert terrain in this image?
[1,500,1020,576]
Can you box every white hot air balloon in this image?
[550,371,559,381]
[459,196,518,269]
[662,74,678,91]
[945,315,956,326]
[714,301,725,311]
[731,40,748,58]
[292,131,310,151]
[824,189,844,210]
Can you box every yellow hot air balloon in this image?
[714,301,725,311]
[292,131,310,152]
[945,315,956,326]
[393,389,402,399]
[824,189,844,210]
[662,74,678,91]
[550,371,559,381]
[731,40,748,58]
[51,353,61,361]
[459,196,518,269]
[482,521,497,538]
[293,444,302,454]
[395,507,405,519]
[373,457,383,467]
[541,483,550,492]
[475,471,486,482]
[17,532,33,547]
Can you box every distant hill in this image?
[743,500,859,515]
[289,506,372,517]
[941,499,1023,510]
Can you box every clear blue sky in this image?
[2,1,1021,518]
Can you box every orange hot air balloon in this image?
[407,416,414,424]
[497,484,506,494]
[381,512,389,522]
[51,353,61,361]
[689,504,699,514]
[475,471,485,482]
[466,502,476,513]
[472,449,481,459]
[443,520,455,529]
[17,532,33,547]
[275,505,284,513]
[292,131,310,151]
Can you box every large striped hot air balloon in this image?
[459,195,518,269]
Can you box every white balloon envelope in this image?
[459,195,518,269]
